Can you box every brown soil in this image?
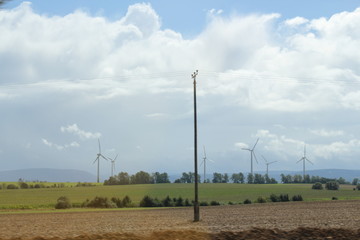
[1,200,360,239]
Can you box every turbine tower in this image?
[297,144,313,179]
[262,155,277,175]
[242,138,259,176]
[93,139,107,183]
[200,146,214,183]
[108,154,118,177]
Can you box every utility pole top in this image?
[192,70,198,83]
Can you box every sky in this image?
[1,1,360,180]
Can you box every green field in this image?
[0,183,359,210]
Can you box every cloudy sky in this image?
[1,0,360,179]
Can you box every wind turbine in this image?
[297,144,313,179]
[242,138,259,176]
[93,139,108,183]
[261,155,277,175]
[108,154,118,177]
[200,146,214,183]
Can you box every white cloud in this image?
[145,113,169,119]
[41,138,79,151]
[207,8,224,18]
[284,16,309,27]
[313,140,360,159]
[234,142,249,149]
[121,3,160,38]
[310,129,344,137]
[60,124,101,140]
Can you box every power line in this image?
[1,70,360,90]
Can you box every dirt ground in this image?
[1,200,360,239]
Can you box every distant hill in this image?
[0,168,96,182]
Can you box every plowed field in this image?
[1,200,360,239]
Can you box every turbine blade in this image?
[261,155,267,163]
[114,154,118,161]
[98,139,101,153]
[253,151,258,164]
[203,146,207,158]
[242,148,251,151]
[93,157,99,164]
[100,154,108,160]
[269,161,277,165]
[252,138,259,150]
[306,158,313,165]
[296,158,303,163]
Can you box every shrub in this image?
[243,199,252,204]
[256,196,267,203]
[76,182,96,187]
[210,200,221,206]
[292,195,303,201]
[55,196,72,209]
[269,194,280,202]
[332,197,338,200]
[357,184,360,190]
[199,201,209,206]
[161,195,173,207]
[111,197,123,208]
[85,196,116,208]
[0,185,2,190]
[175,197,184,207]
[325,181,339,190]
[279,194,289,202]
[312,182,323,190]
[228,201,235,205]
[122,195,132,207]
[184,198,192,206]
[140,195,161,207]
[19,182,29,189]
[7,184,18,189]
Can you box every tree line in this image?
[104,171,278,185]
[280,174,349,184]
[104,171,171,185]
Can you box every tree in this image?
[352,178,359,185]
[303,174,311,183]
[280,174,293,184]
[247,173,254,184]
[130,171,152,184]
[231,173,244,183]
[254,173,265,184]
[264,174,271,184]
[153,172,170,184]
[222,173,229,183]
[325,181,339,190]
[312,182,323,190]
[337,177,347,184]
[212,172,223,183]
[118,172,130,185]
[293,174,303,183]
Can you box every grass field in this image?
[0,183,359,210]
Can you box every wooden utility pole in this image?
[192,70,200,222]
